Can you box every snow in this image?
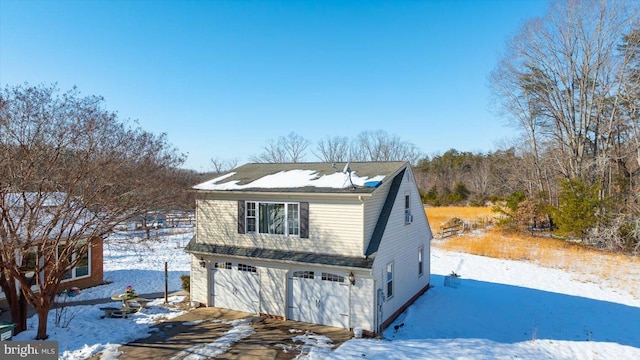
[9,229,640,359]
[12,230,193,360]
[169,318,254,360]
[194,169,386,190]
[322,248,640,360]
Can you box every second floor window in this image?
[246,201,300,236]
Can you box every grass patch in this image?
[425,206,496,234]
[428,206,640,299]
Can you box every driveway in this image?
[93,308,354,359]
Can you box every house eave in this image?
[185,240,375,269]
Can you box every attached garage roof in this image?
[185,238,375,269]
[193,161,407,194]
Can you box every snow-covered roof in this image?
[194,162,407,193]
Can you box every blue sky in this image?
[0,0,547,171]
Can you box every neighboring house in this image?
[0,193,104,299]
[185,161,433,335]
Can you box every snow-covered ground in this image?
[325,248,640,360]
[11,231,640,359]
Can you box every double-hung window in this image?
[246,201,300,236]
[418,247,424,276]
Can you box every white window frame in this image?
[405,194,413,224]
[57,243,91,282]
[418,247,424,276]
[386,262,394,299]
[245,201,300,236]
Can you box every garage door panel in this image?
[290,270,349,328]
[211,262,260,314]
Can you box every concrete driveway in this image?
[94,308,354,359]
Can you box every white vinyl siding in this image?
[190,255,209,306]
[372,167,432,325]
[197,195,364,257]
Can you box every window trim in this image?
[57,243,91,282]
[245,201,300,237]
[386,262,394,299]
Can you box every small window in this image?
[405,194,412,224]
[386,262,394,298]
[246,202,256,233]
[23,250,38,273]
[293,271,314,279]
[238,263,257,272]
[75,246,89,277]
[214,262,232,269]
[321,272,345,282]
[57,244,91,281]
[418,247,424,276]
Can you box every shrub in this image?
[180,274,190,292]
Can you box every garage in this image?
[210,262,260,314]
[288,270,350,328]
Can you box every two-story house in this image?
[185,161,432,335]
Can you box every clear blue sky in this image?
[0,0,547,171]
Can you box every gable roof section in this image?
[194,162,406,194]
[185,238,375,269]
[365,168,406,257]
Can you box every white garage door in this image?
[211,262,260,313]
[289,270,349,328]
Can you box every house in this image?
[0,193,104,299]
[185,161,432,335]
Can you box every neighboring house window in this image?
[293,270,314,279]
[22,249,38,278]
[321,272,344,282]
[214,262,232,269]
[58,244,90,281]
[405,194,413,224]
[245,201,300,236]
[386,262,394,298]
[238,263,257,272]
[418,247,424,276]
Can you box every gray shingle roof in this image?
[194,161,407,193]
[185,237,375,269]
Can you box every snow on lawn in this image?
[13,229,193,360]
[324,248,640,360]
[12,226,640,360]
[13,296,188,360]
[58,229,192,302]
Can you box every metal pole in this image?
[164,261,168,304]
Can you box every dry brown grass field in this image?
[425,206,640,299]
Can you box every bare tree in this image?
[350,130,422,164]
[252,132,310,163]
[491,0,639,182]
[210,156,239,173]
[314,136,350,162]
[0,84,185,339]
